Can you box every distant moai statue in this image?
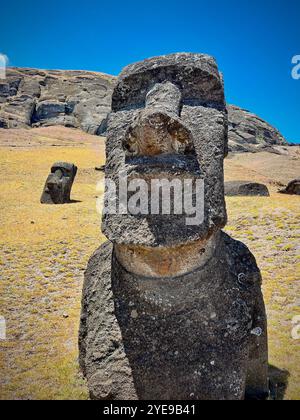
[0,54,8,80]
[41,162,77,204]
[79,54,269,400]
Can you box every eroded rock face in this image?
[0,68,288,153]
[228,105,287,153]
[225,181,270,197]
[79,53,269,400]
[0,68,116,134]
[41,162,77,204]
[279,179,300,195]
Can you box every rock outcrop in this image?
[0,68,116,134]
[0,68,288,152]
[79,53,269,400]
[225,181,270,197]
[228,105,287,153]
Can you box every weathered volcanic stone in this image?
[103,53,228,247]
[0,68,288,153]
[227,105,287,153]
[41,162,77,204]
[79,53,269,400]
[225,181,270,197]
[279,179,300,195]
[0,68,116,134]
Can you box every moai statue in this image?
[41,162,77,204]
[79,54,269,400]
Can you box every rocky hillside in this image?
[0,67,288,152]
[228,105,287,153]
[0,68,116,135]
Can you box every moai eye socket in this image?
[167,119,194,154]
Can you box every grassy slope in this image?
[0,127,299,400]
[0,128,105,400]
[224,157,300,400]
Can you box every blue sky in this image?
[1,0,299,142]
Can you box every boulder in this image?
[225,181,270,197]
[279,179,300,195]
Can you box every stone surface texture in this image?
[102,54,228,247]
[79,53,269,400]
[0,68,116,134]
[227,105,287,153]
[225,181,270,197]
[0,67,288,153]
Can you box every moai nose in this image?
[123,82,193,156]
[145,81,182,115]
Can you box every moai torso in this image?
[79,54,268,400]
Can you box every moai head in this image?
[41,162,77,204]
[102,53,228,247]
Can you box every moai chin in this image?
[79,53,269,400]
[41,162,77,204]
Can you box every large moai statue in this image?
[41,162,77,204]
[79,53,269,400]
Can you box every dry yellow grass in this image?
[0,128,106,400]
[225,195,300,399]
[226,148,300,186]
[224,151,300,400]
[0,127,299,400]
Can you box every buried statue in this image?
[41,162,77,204]
[79,53,269,400]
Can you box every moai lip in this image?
[79,53,269,401]
[41,162,77,204]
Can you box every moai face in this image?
[41,162,77,204]
[102,53,228,247]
